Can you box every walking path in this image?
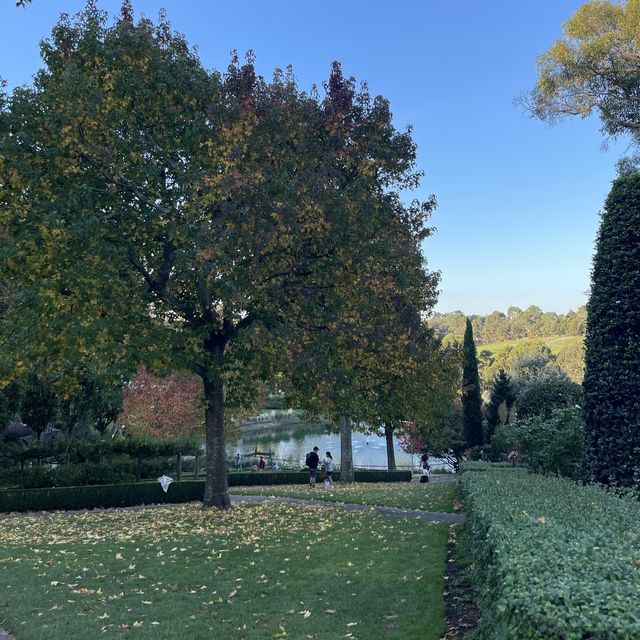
[230,493,465,523]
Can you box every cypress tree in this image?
[462,318,484,447]
[486,368,515,437]
[583,173,640,487]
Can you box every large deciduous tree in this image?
[527,0,640,144]
[583,173,640,487]
[0,4,435,506]
[462,318,483,447]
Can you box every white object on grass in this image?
[158,475,174,493]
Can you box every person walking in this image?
[258,456,265,471]
[323,451,334,488]
[306,446,320,489]
[420,452,430,483]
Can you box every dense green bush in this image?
[492,408,585,479]
[0,470,410,512]
[462,466,640,639]
[0,481,204,512]
[515,377,582,420]
[0,436,201,489]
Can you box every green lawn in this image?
[230,481,460,513]
[0,500,448,640]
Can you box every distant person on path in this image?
[420,452,430,483]
[236,452,242,470]
[479,449,487,462]
[306,446,320,489]
[323,451,334,488]
[258,456,265,471]
[508,451,519,467]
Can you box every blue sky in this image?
[0,1,628,315]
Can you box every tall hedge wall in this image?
[583,172,640,487]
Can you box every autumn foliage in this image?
[119,369,202,439]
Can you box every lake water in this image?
[227,415,451,472]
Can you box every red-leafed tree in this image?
[119,369,203,438]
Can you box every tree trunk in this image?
[384,423,396,471]
[194,450,200,478]
[340,416,354,483]
[176,454,182,482]
[202,340,231,508]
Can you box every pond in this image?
[226,413,452,472]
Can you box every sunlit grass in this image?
[0,501,448,640]
[230,481,460,513]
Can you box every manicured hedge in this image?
[461,466,640,639]
[0,470,410,512]
[0,481,205,513]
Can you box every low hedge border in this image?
[0,470,410,512]
[461,466,640,639]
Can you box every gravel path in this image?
[230,493,465,523]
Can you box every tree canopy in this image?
[527,0,640,144]
[0,3,437,506]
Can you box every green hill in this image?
[475,335,584,385]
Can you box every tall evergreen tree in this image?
[486,368,515,437]
[462,317,484,447]
[583,173,640,487]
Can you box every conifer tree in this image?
[583,173,640,487]
[486,368,515,437]
[462,318,484,447]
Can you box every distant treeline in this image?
[430,306,586,344]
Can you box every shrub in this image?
[492,408,585,479]
[515,377,582,420]
[462,466,640,639]
[53,459,137,486]
[0,481,204,513]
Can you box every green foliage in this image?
[23,459,137,488]
[478,336,584,387]
[494,408,585,479]
[0,480,205,512]
[0,435,201,488]
[20,372,58,439]
[462,318,483,447]
[485,368,515,437]
[461,466,640,639]
[584,173,640,487]
[0,6,435,508]
[528,0,640,145]
[515,377,583,421]
[430,306,586,343]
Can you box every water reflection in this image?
[228,420,446,471]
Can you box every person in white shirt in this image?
[323,451,334,488]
